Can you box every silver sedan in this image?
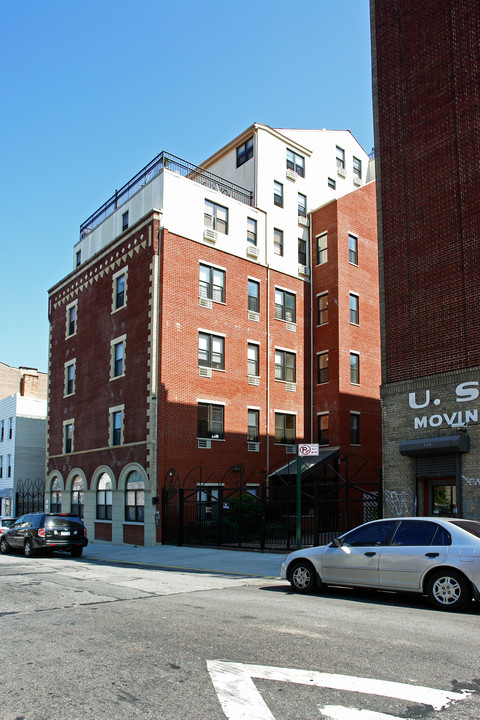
[281,517,480,611]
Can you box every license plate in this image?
[60,531,70,536]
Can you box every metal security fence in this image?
[162,453,381,550]
[15,478,45,515]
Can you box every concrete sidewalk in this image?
[82,541,284,578]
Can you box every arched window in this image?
[51,478,62,513]
[125,472,144,522]
[97,473,112,520]
[71,476,85,518]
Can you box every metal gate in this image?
[15,478,45,515]
[162,453,381,550]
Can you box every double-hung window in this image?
[64,361,75,396]
[317,233,327,265]
[248,279,260,313]
[275,413,296,444]
[199,264,225,303]
[350,293,359,324]
[8,417,13,440]
[204,200,228,234]
[0,457,3,478]
[318,352,329,384]
[298,238,307,266]
[350,353,360,384]
[274,228,284,256]
[198,403,224,440]
[63,420,74,454]
[111,336,126,378]
[318,414,329,445]
[125,472,145,522]
[97,473,112,520]
[351,412,360,445]
[248,343,259,377]
[247,409,259,442]
[298,193,307,217]
[349,233,358,264]
[247,218,257,246]
[236,137,253,167]
[286,149,305,177]
[317,292,328,325]
[275,288,296,322]
[353,156,362,179]
[274,181,283,207]
[110,405,124,446]
[113,269,127,311]
[122,211,129,231]
[0,420,3,441]
[198,332,224,370]
[66,301,77,338]
[336,146,345,169]
[7,454,12,478]
[275,349,296,383]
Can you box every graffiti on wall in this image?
[462,475,480,487]
[384,490,414,517]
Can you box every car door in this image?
[6,516,28,548]
[321,520,398,587]
[378,520,450,590]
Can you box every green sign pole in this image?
[296,445,301,549]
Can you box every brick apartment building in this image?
[371,0,480,519]
[47,123,380,545]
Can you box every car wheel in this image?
[426,569,471,611]
[0,537,10,554]
[289,559,318,593]
[71,547,83,557]
[24,539,35,558]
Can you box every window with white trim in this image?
[198,332,224,370]
[64,360,76,396]
[349,233,358,264]
[248,279,260,312]
[97,473,112,520]
[63,420,74,454]
[113,269,127,311]
[248,343,259,377]
[350,353,360,385]
[351,412,360,445]
[317,233,327,265]
[275,349,296,383]
[318,413,329,445]
[350,293,359,324]
[247,409,259,443]
[110,405,124,446]
[237,137,253,167]
[66,300,78,338]
[247,217,257,246]
[275,288,296,322]
[336,146,345,169]
[198,403,224,440]
[317,352,329,384]
[275,413,296,444]
[317,292,328,325]
[286,149,305,177]
[199,264,225,303]
[274,181,284,208]
[204,200,228,234]
[274,228,284,256]
[111,336,126,379]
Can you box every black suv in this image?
[0,513,88,558]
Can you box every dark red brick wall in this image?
[94,522,112,541]
[372,0,480,382]
[123,523,144,546]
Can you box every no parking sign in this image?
[298,443,319,456]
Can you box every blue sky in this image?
[0,0,373,373]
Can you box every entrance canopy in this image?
[399,434,469,456]
[270,447,340,478]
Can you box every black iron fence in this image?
[162,453,381,551]
[15,478,45,515]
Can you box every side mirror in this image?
[331,537,343,548]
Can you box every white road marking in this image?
[207,661,470,720]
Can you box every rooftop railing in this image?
[79,151,254,239]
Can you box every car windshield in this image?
[448,519,480,539]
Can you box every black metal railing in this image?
[79,151,254,239]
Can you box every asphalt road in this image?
[1,552,479,720]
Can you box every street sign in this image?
[298,443,320,456]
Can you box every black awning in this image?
[271,447,340,477]
[399,434,469,456]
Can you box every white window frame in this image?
[112,267,128,313]
[64,359,76,397]
[110,335,126,380]
[317,233,328,265]
[110,404,125,447]
[66,299,78,339]
[63,419,74,454]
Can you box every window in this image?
[0,457,2,478]
[71,476,85,518]
[248,279,260,313]
[274,228,284,256]
[275,349,296,382]
[8,417,13,440]
[111,336,126,378]
[275,413,296,444]
[328,177,336,189]
[7,454,11,478]
[317,352,329,384]
[122,211,129,231]
[198,332,224,370]
[110,406,124,446]
[247,409,259,442]
[248,343,259,376]
[66,301,77,338]
[274,181,283,208]
[350,353,360,384]
[236,137,254,167]
[0,420,3,441]
[64,361,75,396]
[318,413,329,445]
[204,200,228,234]
[298,193,307,217]
[97,473,112,520]
[317,233,327,265]
[317,292,328,325]
[336,145,345,169]
[298,238,307,266]
[63,421,74,454]
[350,412,360,445]
[198,403,224,439]
[125,471,144,522]
[275,288,296,322]
[286,149,305,177]
[391,520,451,547]
[76,250,82,267]
[199,264,225,303]
[197,485,221,520]
[113,270,127,311]
[353,156,362,179]
[51,478,62,513]
[349,233,358,264]
[350,293,359,324]
[247,218,257,246]
[342,520,397,547]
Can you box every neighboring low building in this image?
[0,392,47,517]
[0,362,47,402]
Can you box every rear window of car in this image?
[448,520,480,538]
[45,516,84,528]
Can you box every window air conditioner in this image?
[286,322,296,332]
[248,311,260,322]
[199,297,213,309]
[248,375,260,386]
[298,265,310,277]
[337,167,347,178]
[199,367,212,378]
[286,169,297,181]
[203,228,218,243]
[198,438,211,449]
[353,176,362,186]
[246,245,260,258]
[286,383,296,392]
[298,216,309,227]
[286,445,296,454]
[247,442,260,452]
